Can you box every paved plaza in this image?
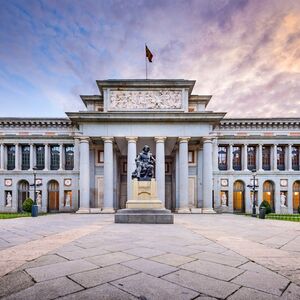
[0,214,299,299]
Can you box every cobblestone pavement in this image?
[0,214,299,299]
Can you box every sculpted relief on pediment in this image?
[108,89,182,110]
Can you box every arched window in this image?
[293,181,300,212]
[218,146,227,170]
[233,181,245,212]
[263,181,275,212]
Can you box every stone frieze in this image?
[109,89,182,110]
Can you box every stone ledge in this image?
[115,209,174,224]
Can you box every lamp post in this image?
[31,167,39,217]
[251,169,257,217]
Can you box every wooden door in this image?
[48,191,59,211]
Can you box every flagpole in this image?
[145,43,148,80]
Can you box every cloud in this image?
[0,0,299,118]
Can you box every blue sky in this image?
[0,0,299,118]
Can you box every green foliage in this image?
[0,213,31,219]
[259,200,272,214]
[22,198,34,212]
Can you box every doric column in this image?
[74,138,80,171]
[0,144,4,170]
[102,137,114,213]
[288,144,293,171]
[243,144,248,171]
[126,137,137,201]
[212,139,218,172]
[59,144,63,170]
[15,143,19,171]
[258,143,263,171]
[228,144,233,171]
[202,137,215,213]
[273,144,278,171]
[178,137,190,213]
[29,144,34,170]
[78,138,90,212]
[155,137,166,207]
[44,144,49,171]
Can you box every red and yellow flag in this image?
[145,45,153,62]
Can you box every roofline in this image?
[96,79,196,95]
[66,111,226,124]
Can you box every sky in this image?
[0,0,300,118]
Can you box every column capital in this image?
[154,136,166,143]
[79,137,90,143]
[178,137,190,143]
[203,137,213,143]
[102,137,114,143]
[126,136,138,142]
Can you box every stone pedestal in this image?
[115,178,173,224]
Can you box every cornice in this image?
[66,111,226,124]
[0,118,74,129]
[216,118,300,130]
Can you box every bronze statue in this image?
[132,145,155,181]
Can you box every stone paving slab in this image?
[228,287,280,300]
[69,264,139,288]
[232,270,290,296]
[59,283,137,300]
[4,276,83,300]
[181,259,244,281]
[121,257,178,277]
[123,246,166,258]
[18,254,68,270]
[56,246,110,260]
[150,253,196,267]
[191,251,248,267]
[0,271,34,298]
[85,252,137,267]
[162,269,240,299]
[25,259,98,282]
[111,272,199,300]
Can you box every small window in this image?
[292,146,299,171]
[247,146,256,171]
[50,145,60,170]
[188,151,195,163]
[21,145,30,170]
[65,145,74,170]
[277,146,285,171]
[97,150,104,163]
[232,146,242,171]
[218,146,227,170]
[7,145,15,170]
[36,145,45,170]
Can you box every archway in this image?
[18,180,29,211]
[263,181,275,212]
[293,181,300,213]
[233,180,245,213]
[48,180,59,212]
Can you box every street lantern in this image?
[30,166,41,217]
[251,169,257,217]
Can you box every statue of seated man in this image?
[132,145,156,181]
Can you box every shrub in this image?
[259,200,272,214]
[22,198,34,212]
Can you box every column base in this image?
[76,208,91,214]
[191,208,202,214]
[90,208,101,213]
[101,208,115,214]
[202,208,216,214]
[176,208,191,214]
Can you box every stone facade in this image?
[0,79,299,214]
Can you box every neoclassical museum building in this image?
[0,79,300,214]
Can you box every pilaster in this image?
[155,137,166,207]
